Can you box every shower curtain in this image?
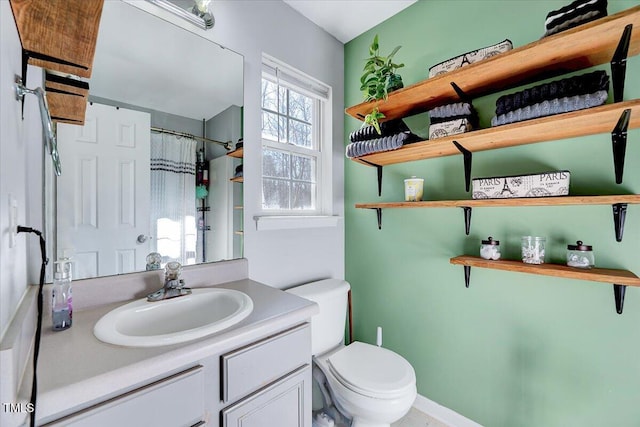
[150,132,197,266]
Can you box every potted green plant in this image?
[363,107,385,135]
[359,35,404,134]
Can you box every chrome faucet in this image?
[147,261,192,302]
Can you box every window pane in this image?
[261,79,278,111]
[263,149,290,178]
[290,154,315,182]
[262,179,290,210]
[291,182,316,210]
[279,87,287,114]
[262,111,287,142]
[289,119,312,148]
[289,90,312,122]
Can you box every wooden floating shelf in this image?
[44,72,90,125]
[356,195,638,241]
[230,176,244,183]
[351,100,640,167]
[450,255,640,314]
[227,147,244,158]
[450,256,640,287]
[356,195,640,209]
[10,0,104,78]
[345,6,640,122]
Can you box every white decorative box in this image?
[429,118,472,140]
[428,39,513,78]
[472,171,570,199]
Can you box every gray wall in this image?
[145,0,345,288]
[1,0,345,337]
[0,2,42,338]
[89,95,203,136]
[210,1,345,288]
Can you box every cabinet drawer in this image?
[221,364,310,427]
[44,366,204,427]
[221,323,310,403]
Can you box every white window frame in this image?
[258,54,333,224]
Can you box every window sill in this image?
[253,215,342,231]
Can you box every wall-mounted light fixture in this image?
[14,76,61,176]
[146,0,214,30]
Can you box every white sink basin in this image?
[94,288,253,347]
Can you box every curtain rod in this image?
[151,126,231,149]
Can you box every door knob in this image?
[137,234,151,244]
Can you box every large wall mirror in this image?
[48,0,244,280]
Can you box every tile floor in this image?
[392,407,451,427]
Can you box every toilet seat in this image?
[327,342,415,399]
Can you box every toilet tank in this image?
[287,279,350,356]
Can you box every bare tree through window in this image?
[261,77,317,211]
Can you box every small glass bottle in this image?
[521,236,546,264]
[52,260,73,331]
[480,237,501,260]
[566,240,594,269]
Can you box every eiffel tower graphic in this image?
[500,178,515,197]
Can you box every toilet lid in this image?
[327,342,415,399]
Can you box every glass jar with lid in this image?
[521,236,546,264]
[480,237,501,260]
[566,240,594,269]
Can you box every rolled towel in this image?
[349,119,410,143]
[491,90,608,126]
[345,132,409,159]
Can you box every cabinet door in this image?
[44,366,204,427]
[221,323,310,403]
[222,365,310,427]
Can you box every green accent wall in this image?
[344,1,640,426]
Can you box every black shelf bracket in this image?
[450,82,473,105]
[360,159,384,196]
[461,206,472,235]
[610,24,632,103]
[611,109,631,184]
[613,284,626,314]
[464,266,471,288]
[612,203,627,242]
[367,208,383,230]
[453,141,473,192]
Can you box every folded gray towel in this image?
[429,102,473,119]
[495,70,609,116]
[491,90,607,126]
[544,9,606,37]
[543,0,607,37]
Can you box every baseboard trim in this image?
[413,393,482,427]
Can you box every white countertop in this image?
[27,279,317,424]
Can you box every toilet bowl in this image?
[288,279,416,427]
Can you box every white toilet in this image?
[288,279,416,427]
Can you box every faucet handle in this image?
[165,261,182,281]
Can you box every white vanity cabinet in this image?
[43,366,206,427]
[220,324,312,427]
[42,323,312,427]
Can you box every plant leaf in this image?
[388,45,402,59]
